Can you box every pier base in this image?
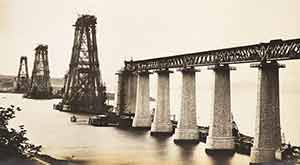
[174,67,199,143]
[132,71,152,128]
[174,129,200,144]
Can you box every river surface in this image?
[2,93,249,165]
[2,66,300,165]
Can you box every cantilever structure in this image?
[60,15,107,114]
[15,56,29,93]
[27,44,52,99]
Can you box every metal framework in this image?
[61,15,107,114]
[15,56,29,93]
[28,45,52,98]
[124,39,300,71]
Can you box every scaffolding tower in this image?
[15,56,29,93]
[60,15,107,114]
[27,44,52,99]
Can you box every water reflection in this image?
[207,154,233,165]
[3,93,252,164]
[152,135,171,160]
[114,127,149,138]
[175,143,197,164]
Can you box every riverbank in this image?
[35,154,89,165]
[0,154,88,165]
[0,154,89,165]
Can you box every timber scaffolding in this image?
[15,56,29,93]
[25,44,54,99]
[54,15,108,114]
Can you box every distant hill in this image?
[0,75,15,91]
[0,74,65,91]
[0,74,117,100]
[0,75,15,79]
[0,75,159,102]
[51,77,64,88]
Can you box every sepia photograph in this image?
[0,0,300,164]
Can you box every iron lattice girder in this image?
[125,39,300,71]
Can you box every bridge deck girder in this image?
[125,38,300,71]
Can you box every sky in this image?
[1,0,300,91]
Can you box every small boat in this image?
[88,115,109,126]
[70,115,77,122]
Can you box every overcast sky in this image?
[1,0,300,90]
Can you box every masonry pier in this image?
[132,71,152,128]
[126,72,138,114]
[115,70,137,115]
[206,64,235,154]
[121,38,300,164]
[249,61,284,164]
[174,67,199,143]
[150,69,173,136]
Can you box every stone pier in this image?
[250,61,284,164]
[174,67,199,143]
[115,70,127,114]
[115,70,137,114]
[132,71,152,128]
[206,64,235,154]
[126,72,138,114]
[151,69,173,135]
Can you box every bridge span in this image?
[116,38,299,164]
[124,38,300,71]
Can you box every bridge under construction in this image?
[55,15,107,114]
[25,44,53,99]
[10,12,300,165]
[15,56,29,93]
[115,38,300,164]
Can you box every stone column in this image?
[174,67,199,143]
[115,70,137,115]
[206,64,235,154]
[151,69,173,135]
[132,71,152,128]
[273,65,281,150]
[127,72,137,114]
[115,69,127,115]
[250,61,284,164]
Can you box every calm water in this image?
[1,93,250,165]
[2,69,300,165]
